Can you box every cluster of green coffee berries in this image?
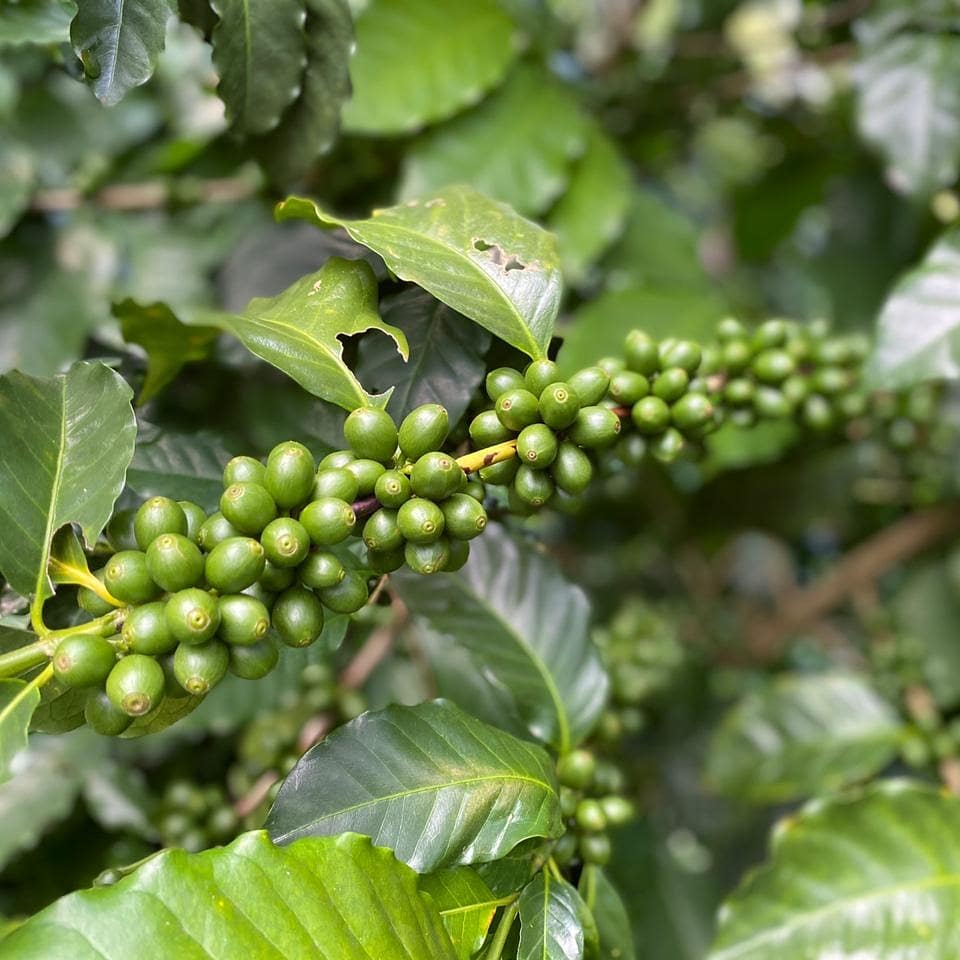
[551,748,634,868]
[152,779,238,853]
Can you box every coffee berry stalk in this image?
[10,316,936,736]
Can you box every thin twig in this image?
[30,176,258,213]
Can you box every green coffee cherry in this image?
[441,494,488,540]
[122,602,176,656]
[106,654,165,717]
[220,482,277,536]
[404,538,451,575]
[753,318,789,349]
[445,539,470,572]
[724,378,755,406]
[363,508,404,552]
[557,749,596,790]
[567,406,622,448]
[398,498,445,543]
[803,394,835,430]
[470,410,514,446]
[652,368,688,403]
[173,640,229,695]
[575,799,607,833]
[313,467,360,502]
[300,497,356,546]
[398,404,449,462]
[319,571,369,614]
[146,533,205,592]
[367,547,406,575]
[346,458,386,495]
[176,501,207,544]
[568,367,610,406]
[223,455,266,487]
[650,427,684,463]
[631,396,670,435]
[579,833,611,865]
[517,423,558,468]
[104,551,159,605]
[464,479,486,502]
[85,688,132,736]
[375,469,412,508]
[753,348,795,384]
[259,560,295,593]
[721,340,753,373]
[165,588,221,644]
[671,393,714,434]
[53,634,116,687]
[599,795,634,826]
[105,509,138,552]
[623,330,659,376]
[218,594,270,646]
[495,388,540,431]
[539,382,581,430]
[272,586,325,647]
[524,359,561,396]
[479,458,519,486]
[265,441,315,509]
[552,442,593,495]
[485,367,525,400]
[198,512,241,552]
[661,339,702,374]
[514,465,554,508]
[782,375,810,406]
[608,371,650,405]
[753,386,791,419]
[78,570,115,617]
[812,366,851,395]
[134,496,187,550]
[260,517,310,568]
[717,317,746,340]
[299,551,345,589]
[343,407,398,463]
[318,449,356,471]
[228,636,279,680]
[205,537,266,593]
[410,452,464,501]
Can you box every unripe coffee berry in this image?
[134,497,187,550]
[53,634,116,687]
[724,378,754,406]
[599,795,635,826]
[205,537,266,593]
[105,509,138,552]
[260,517,310,568]
[495,388,540,431]
[85,689,132,736]
[445,539,470,572]
[368,547,406,575]
[106,654,165,717]
[122,601,176,655]
[486,367,525,400]
[228,636,279,680]
[104,550,159,604]
[146,533,204,592]
[300,497,356,546]
[404,538,451,575]
[272,586,325,648]
[539,382,581,430]
[223,455,266,487]
[514,423,556,469]
[567,406,621,448]
[513,465,554,508]
[623,330,659,376]
[410,452,464,501]
[218,594,270,646]
[671,393,714,434]
[398,404,449,462]
[441,494,488,540]
[313,467,360,502]
[173,640,229,695]
[165,588,221,644]
[524,359,561,396]
[343,407,398,463]
[608,371,650,405]
[177,501,207,544]
[220,482,277,536]
[363,508,404,552]
[78,570,115,617]
[660,339,701,374]
[470,410,513,447]
[579,833,611,865]
[631,396,670,435]
[575,799,607,833]
[398,498,445,543]
[265,441,315,508]
[552,442,593,495]
[479,459,519,486]
[198,512,241,551]
[650,427,684,463]
[345,458,386,495]
[557,749,596,790]
[652,368,688,403]
[752,348,795,384]
[319,570,369,614]
[299,551,345,589]
[259,560,295,593]
[568,367,610,406]
[753,386,791,419]
[375,469,412,508]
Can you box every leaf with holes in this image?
[709,781,960,959]
[355,287,491,423]
[342,0,518,134]
[518,871,598,960]
[706,673,903,804]
[276,187,561,360]
[399,64,588,218]
[0,362,136,605]
[394,525,608,753]
[70,0,174,106]
[2,831,457,958]
[420,867,501,960]
[866,228,960,389]
[115,300,220,405]
[0,0,76,46]
[266,699,562,872]
[211,0,307,135]
[220,256,407,410]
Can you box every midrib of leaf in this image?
[273,771,553,843]
[537,871,552,959]
[448,577,570,754]
[101,0,129,95]
[440,896,510,918]
[0,672,45,735]
[713,873,960,960]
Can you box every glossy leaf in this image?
[276,187,561,360]
[710,781,960,959]
[342,0,517,134]
[0,0,76,45]
[395,526,608,753]
[266,699,563,872]
[221,256,407,410]
[0,677,41,784]
[115,299,220,404]
[120,692,204,738]
[706,673,903,804]
[856,32,960,197]
[518,871,597,960]
[475,838,545,897]
[30,678,87,735]
[71,0,174,106]
[399,64,588,218]
[210,0,306,134]
[2,831,457,958]
[0,362,136,603]
[356,287,491,423]
[420,867,500,960]
[580,867,636,960]
[866,228,960,389]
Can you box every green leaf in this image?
[518,871,597,960]
[266,699,563,872]
[115,299,220,404]
[70,0,174,106]
[2,831,457,958]
[120,691,204,738]
[220,256,407,410]
[547,125,632,286]
[0,142,35,238]
[0,362,136,604]
[475,838,545,896]
[341,0,518,134]
[399,64,587,218]
[856,32,960,197]
[277,186,561,361]
[211,0,307,135]
[251,0,353,182]
[0,678,41,784]
[866,228,960,389]
[706,673,903,804]
[31,679,87,735]
[580,867,636,960]
[420,867,501,960]
[394,525,608,753]
[709,780,960,960]
[0,0,76,46]
[356,287,492,423]
[126,428,233,513]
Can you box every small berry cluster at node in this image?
[153,780,238,853]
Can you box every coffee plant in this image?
[4,0,960,956]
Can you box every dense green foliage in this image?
[4,0,960,956]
